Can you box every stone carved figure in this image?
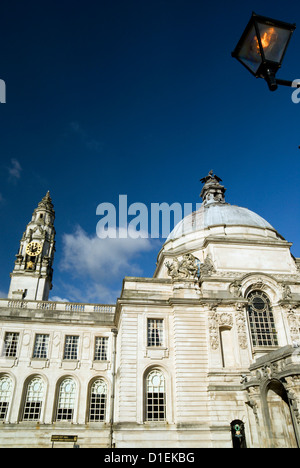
[165,253,199,280]
[282,284,292,300]
[229,280,243,298]
[283,376,300,424]
[199,254,216,277]
[285,306,300,345]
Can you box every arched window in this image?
[0,376,12,421]
[247,290,278,347]
[145,369,166,422]
[88,379,107,422]
[56,378,76,421]
[23,377,44,421]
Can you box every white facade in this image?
[0,175,300,448]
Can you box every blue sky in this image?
[0,0,299,303]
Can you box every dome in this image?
[155,171,287,279]
[166,171,280,243]
[167,202,276,241]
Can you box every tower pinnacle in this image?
[200,170,226,205]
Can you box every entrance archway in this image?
[265,380,298,448]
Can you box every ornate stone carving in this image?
[208,308,219,350]
[282,284,292,300]
[219,312,233,327]
[199,254,216,277]
[229,280,243,298]
[283,376,300,424]
[208,305,233,350]
[246,386,260,425]
[235,303,248,349]
[165,253,199,280]
[283,305,300,345]
[250,281,266,291]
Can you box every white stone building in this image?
[0,173,300,448]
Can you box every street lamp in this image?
[232,12,297,91]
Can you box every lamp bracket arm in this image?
[276,79,300,88]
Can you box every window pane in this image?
[3,333,19,357]
[33,334,49,359]
[94,337,108,361]
[248,291,278,347]
[146,370,166,421]
[56,378,76,421]
[63,336,79,360]
[147,319,164,347]
[89,379,107,422]
[0,376,12,421]
[23,378,44,421]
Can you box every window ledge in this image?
[0,357,18,368]
[92,361,110,371]
[145,347,169,360]
[60,360,79,370]
[30,358,49,369]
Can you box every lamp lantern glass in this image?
[232,13,296,90]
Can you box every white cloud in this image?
[58,225,155,303]
[60,225,153,280]
[52,281,120,305]
[8,158,22,182]
[49,296,70,303]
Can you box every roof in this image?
[167,202,276,241]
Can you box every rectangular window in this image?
[23,401,42,420]
[33,334,49,359]
[63,336,79,360]
[147,319,164,347]
[147,392,166,421]
[94,337,108,361]
[146,370,166,422]
[3,332,19,357]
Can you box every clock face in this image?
[26,241,42,257]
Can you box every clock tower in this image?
[8,191,56,301]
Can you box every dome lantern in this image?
[200,170,226,206]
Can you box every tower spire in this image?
[37,191,54,214]
[200,170,226,205]
[8,192,56,301]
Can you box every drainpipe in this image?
[110,328,118,448]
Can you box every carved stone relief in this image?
[283,376,300,424]
[235,303,248,350]
[229,280,243,298]
[208,305,233,350]
[282,284,292,300]
[246,386,260,426]
[283,305,300,345]
[199,254,216,277]
[165,253,199,280]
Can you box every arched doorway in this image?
[265,380,298,448]
[230,420,247,448]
